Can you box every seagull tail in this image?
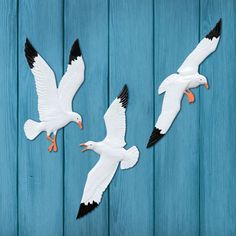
[120,146,139,170]
[24,119,42,140]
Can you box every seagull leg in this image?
[47,135,54,152]
[47,134,58,152]
[52,134,58,152]
[184,90,195,103]
[47,135,53,142]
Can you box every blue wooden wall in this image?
[0,0,235,235]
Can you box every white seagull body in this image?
[147,19,222,148]
[24,39,85,152]
[77,85,140,218]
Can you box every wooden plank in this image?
[0,0,17,234]
[109,0,154,235]
[63,0,109,235]
[154,0,200,235]
[18,0,63,235]
[200,2,236,235]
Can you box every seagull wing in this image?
[177,19,221,75]
[103,85,128,147]
[77,155,119,219]
[25,39,60,121]
[58,39,85,111]
[147,82,187,148]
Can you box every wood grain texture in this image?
[0,0,17,235]
[63,0,109,235]
[154,0,200,235]
[18,0,63,235]
[200,1,236,235]
[0,0,235,234]
[109,0,154,235]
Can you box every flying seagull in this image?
[24,38,85,152]
[147,19,222,148]
[77,85,139,219]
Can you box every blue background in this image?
[0,0,235,235]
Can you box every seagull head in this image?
[80,141,96,152]
[70,112,83,129]
[196,75,209,89]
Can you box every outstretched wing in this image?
[147,82,187,148]
[177,19,221,75]
[58,39,85,111]
[77,156,119,219]
[103,85,128,147]
[25,39,60,121]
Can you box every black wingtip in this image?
[76,201,98,219]
[24,38,38,68]
[69,39,82,65]
[117,85,128,108]
[146,127,165,148]
[206,18,222,40]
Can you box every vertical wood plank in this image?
[109,0,154,235]
[200,2,236,235]
[154,0,200,235]
[64,0,109,235]
[0,0,17,234]
[18,1,63,235]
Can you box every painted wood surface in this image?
[154,0,200,235]
[0,0,235,235]
[64,0,109,235]
[200,1,236,235]
[18,0,63,235]
[109,0,154,235]
[0,0,17,235]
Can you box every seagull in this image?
[147,19,222,148]
[24,38,85,152]
[77,85,140,219]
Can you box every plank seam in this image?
[108,0,110,235]
[17,0,19,235]
[152,0,156,235]
[198,0,201,235]
[62,0,65,234]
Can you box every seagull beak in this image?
[78,121,83,129]
[204,83,209,89]
[80,143,88,152]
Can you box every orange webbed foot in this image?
[185,90,195,104]
[47,135,58,152]
[53,141,58,152]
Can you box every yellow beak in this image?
[78,121,83,129]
